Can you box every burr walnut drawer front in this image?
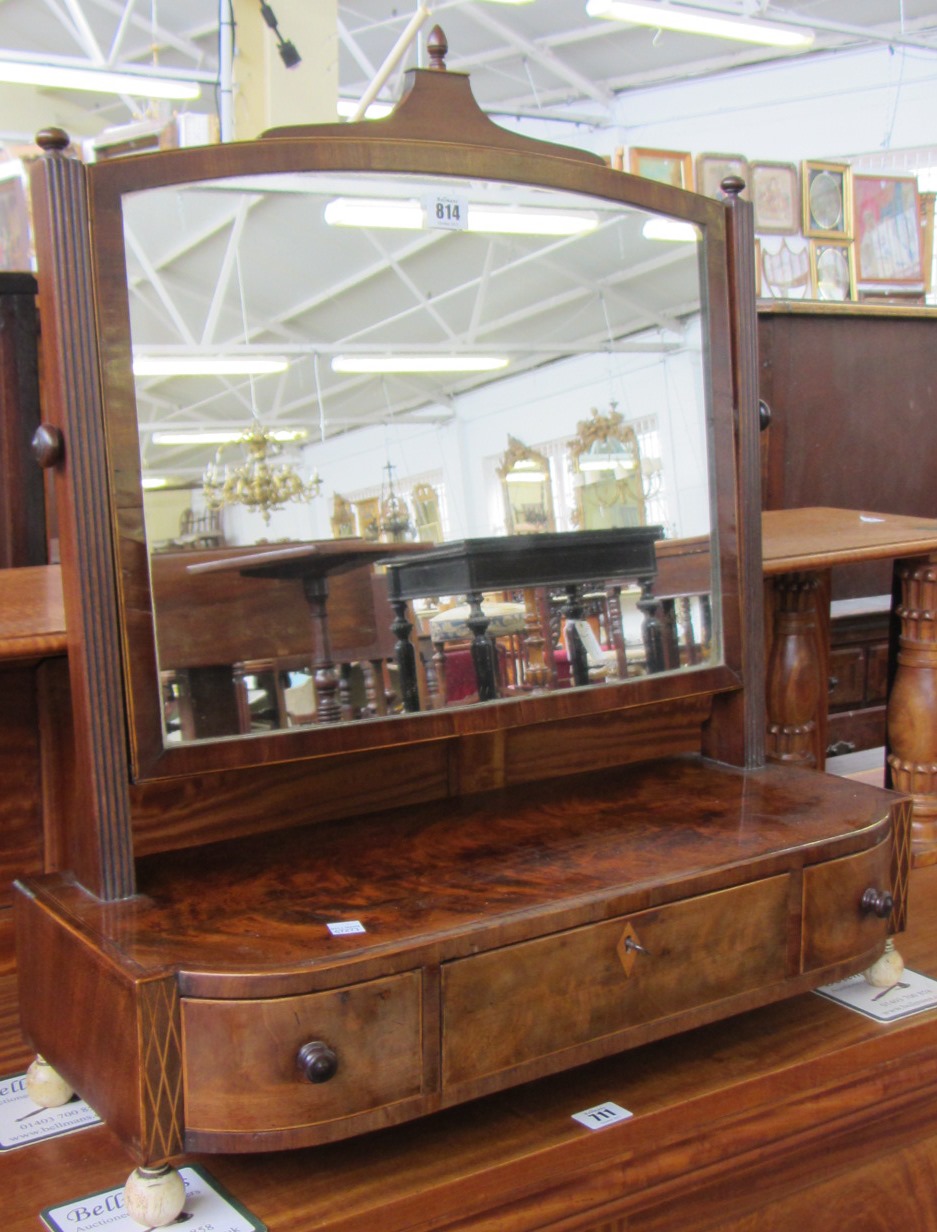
[441,876,792,1090]
[181,971,423,1134]
[801,838,892,970]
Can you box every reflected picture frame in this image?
[629,147,694,190]
[695,153,749,200]
[809,238,856,302]
[750,161,799,235]
[802,160,853,239]
[853,174,924,285]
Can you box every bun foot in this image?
[25,1055,74,1108]
[124,1165,186,1228]
[864,937,905,988]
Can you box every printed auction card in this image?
[40,1164,266,1232]
[816,968,937,1023]
[0,1072,100,1150]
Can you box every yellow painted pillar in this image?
[231,0,338,139]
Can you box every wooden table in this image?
[761,508,937,865]
[3,860,937,1232]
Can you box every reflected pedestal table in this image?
[382,528,662,708]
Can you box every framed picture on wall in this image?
[628,147,694,190]
[802,160,853,238]
[695,153,749,199]
[759,236,811,299]
[750,161,800,235]
[809,238,856,301]
[853,174,923,285]
[0,172,32,270]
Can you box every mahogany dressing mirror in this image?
[45,53,741,783]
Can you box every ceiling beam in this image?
[462,2,613,108]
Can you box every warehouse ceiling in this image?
[2,1,936,486]
[0,1,935,139]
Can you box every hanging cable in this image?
[258,1,301,69]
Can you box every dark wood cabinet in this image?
[759,303,937,756]
[759,303,937,602]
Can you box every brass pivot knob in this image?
[860,887,894,918]
[297,1041,339,1084]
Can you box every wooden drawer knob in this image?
[297,1041,339,1084]
[31,424,64,468]
[860,887,893,918]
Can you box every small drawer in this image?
[182,972,422,1134]
[802,839,892,971]
[829,646,866,708]
[442,876,791,1090]
[866,642,890,704]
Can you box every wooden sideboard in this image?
[3,860,937,1232]
[0,566,70,975]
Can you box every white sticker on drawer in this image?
[40,1164,266,1232]
[327,920,366,935]
[0,1072,101,1151]
[572,1101,633,1130]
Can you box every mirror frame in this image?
[33,62,744,787]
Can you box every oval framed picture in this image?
[803,160,853,238]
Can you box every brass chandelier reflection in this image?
[202,418,323,524]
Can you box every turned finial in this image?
[720,174,746,199]
[36,127,71,154]
[427,25,448,70]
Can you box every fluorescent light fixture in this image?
[0,61,201,100]
[585,0,814,48]
[642,218,699,242]
[336,99,394,120]
[142,476,169,489]
[152,428,308,446]
[324,198,598,236]
[332,355,509,374]
[133,356,289,377]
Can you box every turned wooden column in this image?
[886,554,937,865]
[765,571,824,768]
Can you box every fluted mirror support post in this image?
[30,132,135,900]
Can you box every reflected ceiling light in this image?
[0,60,201,99]
[585,1,814,48]
[133,356,289,377]
[153,428,308,446]
[579,439,637,472]
[642,218,699,242]
[203,418,321,525]
[142,476,169,489]
[324,198,598,236]
[332,355,509,374]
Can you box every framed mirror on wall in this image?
[569,405,646,531]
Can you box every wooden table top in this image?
[762,507,937,574]
[3,860,937,1232]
